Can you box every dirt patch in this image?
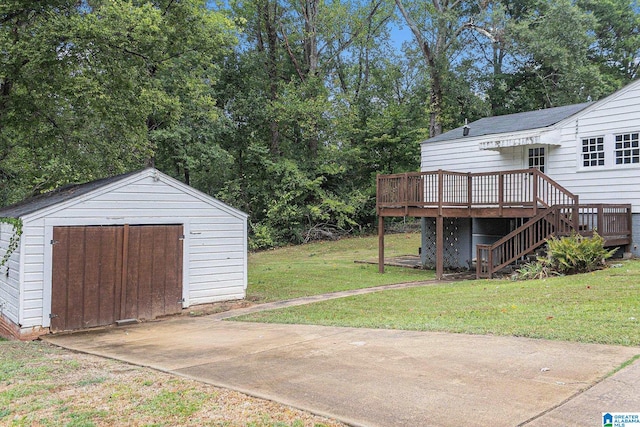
[0,340,345,426]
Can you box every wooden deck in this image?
[376,169,632,279]
[377,169,577,218]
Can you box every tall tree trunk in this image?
[302,0,319,76]
[259,0,281,155]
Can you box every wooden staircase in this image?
[476,205,575,278]
[476,204,632,278]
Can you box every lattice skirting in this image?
[420,218,472,270]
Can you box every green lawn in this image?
[247,232,434,302]
[244,244,640,346]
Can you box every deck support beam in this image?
[378,216,384,273]
[436,216,443,280]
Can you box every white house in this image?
[0,168,248,339]
[377,79,639,278]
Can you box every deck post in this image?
[436,216,443,280]
[628,205,633,250]
[403,173,409,216]
[597,204,604,235]
[420,217,428,267]
[532,170,538,215]
[378,215,385,274]
[437,169,444,217]
[573,195,580,232]
[467,173,472,213]
[498,173,504,216]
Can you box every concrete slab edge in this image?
[43,339,366,427]
[517,354,640,426]
[173,371,370,427]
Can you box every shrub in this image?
[545,231,617,275]
[512,258,558,281]
[249,222,278,250]
[512,231,617,280]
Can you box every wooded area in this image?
[1,0,638,248]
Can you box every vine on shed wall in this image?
[0,218,23,269]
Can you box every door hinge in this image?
[49,313,58,319]
[50,239,59,245]
[178,298,185,303]
[179,235,185,240]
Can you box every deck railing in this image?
[377,169,578,214]
[476,204,632,278]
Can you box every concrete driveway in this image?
[44,301,640,427]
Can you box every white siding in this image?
[17,170,247,329]
[186,215,247,306]
[421,136,528,173]
[546,83,640,212]
[0,222,21,324]
[421,80,640,213]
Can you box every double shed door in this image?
[50,224,183,332]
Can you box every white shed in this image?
[0,168,248,339]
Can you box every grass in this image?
[248,232,433,302]
[241,256,640,346]
[0,341,343,427]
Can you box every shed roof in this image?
[425,102,593,144]
[0,169,144,219]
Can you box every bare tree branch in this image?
[279,23,306,82]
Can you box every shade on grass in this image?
[240,261,640,346]
[248,232,434,302]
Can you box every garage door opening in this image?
[50,224,183,332]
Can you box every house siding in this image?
[421,137,526,173]
[419,81,640,262]
[0,222,21,325]
[547,83,640,212]
[17,172,247,330]
[422,81,640,214]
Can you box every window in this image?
[528,147,545,173]
[615,133,640,164]
[582,137,605,167]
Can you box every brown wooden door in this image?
[122,225,184,321]
[51,224,183,332]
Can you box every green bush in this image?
[248,222,278,250]
[512,231,617,280]
[545,231,617,275]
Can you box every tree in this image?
[578,0,640,85]
[495,0,605,111]
[394,0,495,136]
[0,0,236,203]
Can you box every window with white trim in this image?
[615,132,640,164]
[528,147,545,173]
[582,137,605,167]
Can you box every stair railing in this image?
[476,205,574,278]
